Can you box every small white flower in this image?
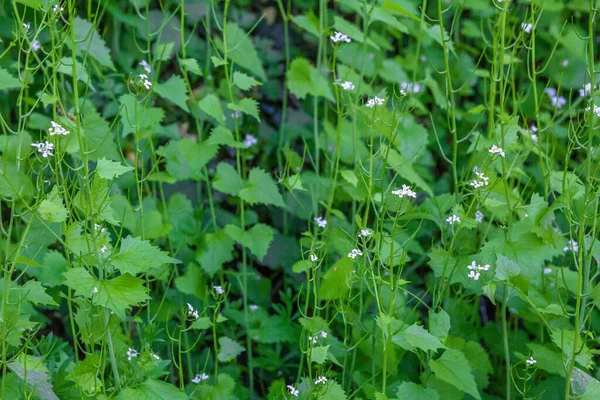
[213,285,225,295]
[186,303,199,319]
[320,331,328,338]
[100,245,108,253]
[31,39,41,52]
[287,384,300,397]
[92,287,98,294]
[489,145,506,158]
[446,215,461,225]
[31,141,54,158]
[348,248,363,259]
[543,267,552,275]
[138,74,152,90]
[151,353,160,360]
[314,217,328,228]
[249,304,259,311]
[338,81,355,91]
[468,270,480,280]
[126,348,139,361]
[470,171,489,189]
[48,121,68,136]
[563,240,578,253]
[23,22,30,31]
[562,59,569,67]
[400,82,422,94]
[526,356,537,366]
[310,254,318,262]
[579,83,596,97]
[391,184,417,199]
[366,96,385,108]
[139,60,152,74]
[521,22,533,34]
[585,104,600,118]
[314,376,328,385]
[359,229,372,238]
[330,31,351,43]
[545,88,566,109]
[243,134,258,148]
[475,210,484,223]
[192,373,209,384]
[53,4,64,13]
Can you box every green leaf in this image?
[198,94,224,124]
[154,75,190,112]
[37,186,68,223]
[428,309,451,341]
[96,273,149,319]
[318,258,353,300]
[286,57,335,101]
[219,23,266,80]
[96,157,133,180]
[527,343,565,377]
[224,223,275,261]
[57,57,95,90]
[174,264,205,298]
[63,268,97,297]
[392,323,446,353]
[429,349,481,399]
[191,317,212,330]
[8,355,59,400]
[154,42,174,62]
[119,94,164,137]
[117,379,187,400]
[206,126,244,148]
[382,145,433,196]
[180,58,203,76]
[196,230,235,276]
[111,236,180,275]
[15,0,43,9]
[290,12,321,37]
[217,337,245,362]
[228,98,260,121]
[395,382,439,400]
[239,168,285,207]
[70,354,103,394]
[70,17,115,69]
[213,162,244,196]
[494,254,521,281]
[257,316,296,343]
[319,381,347,400]
[311,345,329,365]
[162,138,219,181]
[0,68,22,91]
[19,280,58,306]
[233,71,261,90]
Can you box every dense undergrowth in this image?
[1,0,600,399]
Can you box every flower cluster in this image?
[192,373,209,384]
[31,141,54,158]
[310,254,318,262]
[53,3,64,13]
[529,124,538,143]
[521,22,532,33]
[249,304,259,311]
[585,104,600,118]
[314,376,328,385]
[334,80,355,91]
[31,40,41,52]
[348,248,363,259]
[366,96,385,108]
[526,356,537,366]
[359,229,372,238]
[138,74,152,90]
[475,210,484,223]
[314,217,328,228]
[545,88,566,109]
[392,184,417,199]
[446,214,460,225]
[23,22,30,31]
[579,83,596,97]
[467,261,490,280]
[213,285,225,295]
[470,170,489,189]
[287,384,300,397]
[49,121,68,136]
[330,31,351,43]
[563,239,578,253]
[139,60,151,74]
[187,303,199,319]
[489,145,505,158]
[126,348,139,361]
[243,134,258,148]
[400,81,422,95]
[309,330,328,345]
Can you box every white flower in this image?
[31,141,54,158]
[314,217,328,228]
[126,348,139,361]
[475,210,484,223]
[446,215,461,225]
[192,373,209,383]
[400,82,422,94]
[249,304,259,311]
[348,248,363,259]
[151,353,160,360]
[23,22,30,31]
[100,245,108,253]
[92,287,98,294]
[186,303,199,319]
[521,22,533,33]
[139,60,151,74]
[467,261,489,280]
[336,80,355,91]
[470,171,489,189]
[31,39,41,52]
[562,59,569,67]
[213,285,225,295]
[545,88,566,108]
[391,184,417,199]
[53,4,64,13]
[310,254,318,262]
[243,134,258,148]
[366,96,385,108]
[489,145,506,158]
[138,74,152,90]
[526,356,537,366]
[320,331,328,338]
[563,240,578,253]
[314,376,328,385]
[48,121,68,136]
[468,270,480,280]
[585,104,600,118]
[287,384,300,397]
[359,229,372,238]
[579,83,596,97]
[330,31,351,43]
[543,267,552,275]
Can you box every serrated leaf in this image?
[70,17,115,69]
[111,236,180,275]
[217,337,245,362]
[117,379,187,400]
[319,381,347,400]
[180,58,203,76]
[196,230,235,276]
[228,98,260,121]
[190,317,212,330]
[154,42,174,62]
[311,345,329,365]
[318,258,353,300]
[198,94,224,124]
[392,323,446,353]
[233,71,261,90]
[286,58,335,101]
[37,186,68,223]
[224,223,275,261]
[70,354,103,394]
[395,382,439,400]
[211,56,226,68]
[0,68,22,91]
[63,268,97,297]
[96,157,133,180]
[383,145,433,196]
[213,162,244,196]
[429,349,481,399]
[162,138,219,181]
[19,280,58,306]
[206,126,244,148]
[494,254,520,281]
[154,75,190,112]
[97,273,149,319]
[218,23,266,80]
[239,168,285,207]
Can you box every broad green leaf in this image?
[257,316,296,344]
[198,94,224,123]
[154,42,174,62]
[224,223,275,261]
[239,168,285,207]
[340,170,358,187]
[180,58,203,76]
[117,379,187,400]
[213,162,244,196]
[311,345,329,365]
[162,138,219,181]
[96,157,133,180]
[57,57,95,90]
[395,382,439,400]
[494,254,520,281]
[206,126,244,148]
[16,0,43,9]
[527,343,565,377]
[290,12,321,37]
[392,323,446,353]
[18,280,57,306]
[111,236,180,275]
[286,57,335,101]
[37,186,68,223]
[333,16,379,49]
[383,145,433,196]
[228,98,260,121]
[428,309,451,341]
[8,355,59,400]
[70,354,102,394]
[318,258,353,300]
[174,264,205,298]
[429,349,481,399]
[81,102,120,161]
[319,381,347,400]
[96,273,149,319]
[119,94,164,137]
[217,337,245,362]
[63,268,97,297]
[0,68,21,91]
[154,75,190,112]
[191,317,212,330]
[70,17,115,69]
[218,23,266,80]
[233,71,261,90]
[196,230,235,276]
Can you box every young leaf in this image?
[154,42,174,62]
[239,168,285,208]
[180,58,203,76]
[217,337,246,362]
[96,273,149,319]
[154,75,190,112]
[228,98,260,121]
[196,230,235,276]
[198,94,225,124]
[96,157,133,180]
[494,254,521,281]
[429,349,481,399]
[206,126,244,148]
[111,236,180,275]
[286,57,335,101]
[37,186,68,223]
[70,17,115,69]
[233,71,260,90]
[311,345,329,365]
[0,68,22,91]
[213,162,244,196]
[218,23,266,80]
[224,223,275,261]
[392,323,446,353]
